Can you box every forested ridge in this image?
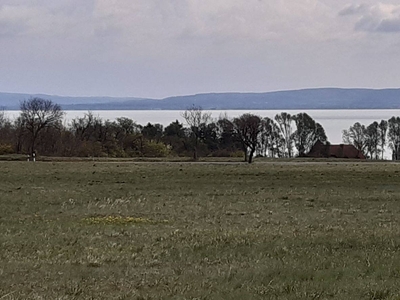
[2,88,400,110]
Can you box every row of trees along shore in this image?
[1,98,400,162]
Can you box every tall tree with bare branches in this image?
[342,122,367,155]
[20,98,64,155]
[182,106,211,160]
[233,113,262,163]
[274,112,294,157]
[292,113,327,156]
[379,120,388,159]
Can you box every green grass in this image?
[1,160,400,299]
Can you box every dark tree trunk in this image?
[31,136,36,156]
[193,146,198,160]
[248,148,255,164]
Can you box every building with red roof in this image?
[307,140,366,159]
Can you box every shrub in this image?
[142,141,171,157]
[0,144,14,155]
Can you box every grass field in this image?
[1,160,400,299]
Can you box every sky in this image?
[1,0,400,99]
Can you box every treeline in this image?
[342,119,400,160]
[0,98,328,163]
[2,98,400,161]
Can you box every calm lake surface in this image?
[6,109,400,146]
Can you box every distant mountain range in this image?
[1,88,400,110]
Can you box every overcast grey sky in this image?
[1,0,400,99]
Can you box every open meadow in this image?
[1,160,400,299]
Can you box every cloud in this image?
[338,4,367,16]
[0,5,36,37]
[2,0,400,98]
[87,0,342,61]
[0,1,347,47]
[0,1,97,38]
[378,17,400,31]
[339,3,400,33]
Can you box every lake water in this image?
[6,109,400,156]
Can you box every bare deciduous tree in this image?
[292,113,327,156]
[20,98,64,155]
[274,112,294,157]
[233,113,262,163]
[182,106,211,160]
[388,117,400,160]
[379,120,388,159]
[258,117,284,158]
[342,122,367,155]
[365,121,380,159]
[0,109,5,128]
[0,110,15,154]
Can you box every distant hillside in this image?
[0,92,148,110]
[1,88,400,110]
